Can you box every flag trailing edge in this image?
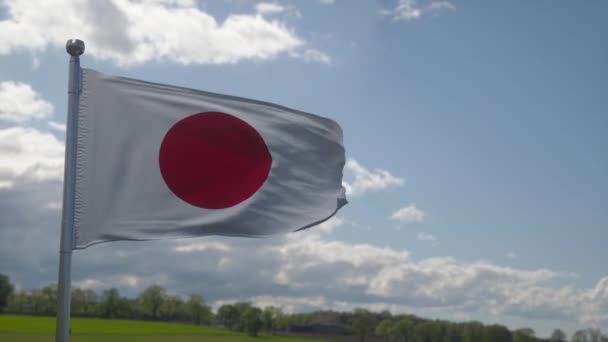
[72,68,347,249]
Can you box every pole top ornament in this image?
[66,39,85,56]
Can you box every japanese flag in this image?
[71,69,347,249]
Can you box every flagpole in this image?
[56,39,85,342]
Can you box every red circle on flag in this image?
[159,112,272,209]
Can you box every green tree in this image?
[71,288,86,316]
[115,296,133,319]
[30,290,43,315]
[274,309,289,332]
[412,321,442,342]
[0,273,14,312]
[262,306,275,332]
[572,330,589,342]
[391,318,414,342]
[138,285,166,320]
[587,329,602,342]
[217,304,240,330]
[443,324,462,342]
[159,295,185,321]
[262,306,287,334]
[379,310,393,321]
[241,307,263,336]
[376,318,394,342]
[186,294,213,325]
[513,327,536,342]
[233,302,252,314]
[71,287,99,317]
[100,288,121,318]
[461,322,484,342]
[351,309,377,342]
[517,328,535,337]
[39,284,58,315]
[233,302,253,331]
[549,328,566,341]
[82,289,98,316]
[482,324,511,342]
[7,290,29,313]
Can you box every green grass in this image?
[0,315,328,342]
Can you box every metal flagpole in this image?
[55,39,85,342]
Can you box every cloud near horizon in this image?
[2,189,607,330]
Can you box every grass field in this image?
[0,315,330,342]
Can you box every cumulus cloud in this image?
[381,0,455,21]
[0,0,327,66]
[391,203,425,223]
[289,48,332,65]
[0,81,54,123]
[255,2,285,15]
[3,195,607,331]
[343,159,404,196]
[242,295,327,313]
[0,80,63,189]
[47,121,66,133]
[173,240,231,253]
[0,127,64,189]
[313,216,345,234]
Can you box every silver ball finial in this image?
[66,39,85,56]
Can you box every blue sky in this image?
[1,0,607,338]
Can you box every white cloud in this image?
[0,81,64,189]
[48,121,66,132]
[173,241,231,253]
[391,203,425,223]
[45,201,62,210]
[319,0,335,5]
[73,278,104,289]
[0,127,64,189]
[0,81,53,123]
[246,295,327,313]
[343,159,404,196]
[280,231,410,268]
[382,0,455,21]
[255,2,285,15]
[73,274,145,290]
[290,48,332,65]
[0,0,327,66]
[313,216,345,234]
[121,275,140,288]
[507,252,517,260]
[417,232,436,241]
[429,1,455,11]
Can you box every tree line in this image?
[0,273,606,341]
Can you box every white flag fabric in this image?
[72,69,347,249]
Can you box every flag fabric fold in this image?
[72,68,346,249]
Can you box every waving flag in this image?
[72,69,347,248]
